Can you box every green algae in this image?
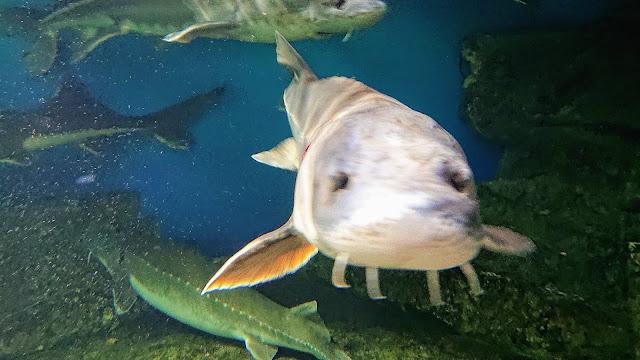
[455,5,637,358]
[631,242,640,358]
[1,192,518,360]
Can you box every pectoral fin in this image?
[251,137,299,171]
[70,29,120,64]
[244,335,278,360]
[151,131,190,150]
[480,225,535,256]
[79,141,103,155]
[342,31,353,42]
[201,218,317,294]
[163,22,238,43]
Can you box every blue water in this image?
[0,0,610,254]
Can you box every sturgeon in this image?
[201,32,536,305]
[24,0,386,74]
[92,245,351,360]
[0,79,223,165]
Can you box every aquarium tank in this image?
[0,0,637,359]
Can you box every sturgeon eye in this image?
[445,170,469,193]
[331,172,349,192]
[335,0,346,9]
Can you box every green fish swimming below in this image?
[0,79,224,165]
[24,0,387,74]
[91,243,351,360]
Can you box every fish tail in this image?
[25,32,58,75]
[88,243,138,315]
[275,31,318,83]
[0,7,40,37]
[0,7,57,75]
[138,86,226,150]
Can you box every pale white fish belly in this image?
[315,227,481,271]
[310,208,480,270]
[347,188,428,227]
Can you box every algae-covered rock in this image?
[630,242,640,359]
[454,5,637,358]
[460,14,640,141]
[2,192,521,360]
[0,193,138,357]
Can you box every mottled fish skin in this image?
[202,32,535,305]
[25,0,386,73]
[94,248,351,360]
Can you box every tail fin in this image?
[0,7,57,75]
[25,33,57,75]
[0,7,42,36]
[275,31,317,83]
[138,86,226,149]
[88,244,138,315]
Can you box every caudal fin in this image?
[139,86,226,150]
[201,218,318,294]
[88,244,138,315]
[275,31,317,83]
[0,7,57,75]
[25,33,57,75]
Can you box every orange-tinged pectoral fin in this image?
[201,220,317,294]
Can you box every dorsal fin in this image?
[289,300,317,316]
[289,301,330,340]
[275,31,317,83]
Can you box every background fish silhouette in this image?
[18,0,386,74]
[0,78,224,165]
